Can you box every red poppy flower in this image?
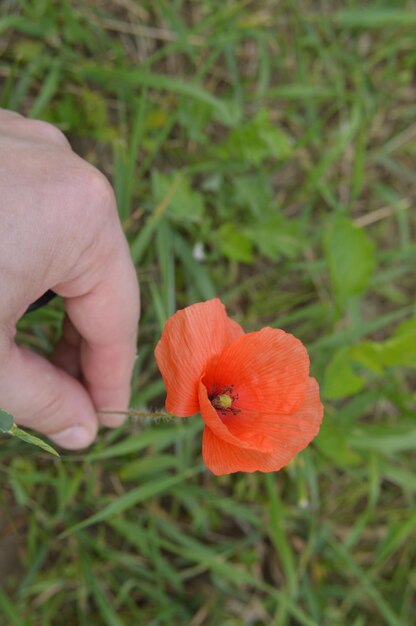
[154,299,323,475]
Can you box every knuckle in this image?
[46,163,118,271]
[79,166,117,222]
[87,168,115,207]
[63,164,114,211]
[59,165,119,258]
[29,119,70,147]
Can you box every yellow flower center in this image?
[212,393,233,410]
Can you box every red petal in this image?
[154,299,244,416]
[202,377,323,474]
[203,327,310,420]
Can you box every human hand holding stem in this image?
[0,109,140,449]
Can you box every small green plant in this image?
[0,408,59,457]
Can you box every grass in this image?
[0,0,416,624]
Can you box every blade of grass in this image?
[0,588,27,626]
[326,530,402,626]
[60,465,203,537]
[265,474,298,598]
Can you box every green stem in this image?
[97,408,172,420]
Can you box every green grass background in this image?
[1,1,416,624]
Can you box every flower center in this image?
[212,394,233,410]
[209,385,240,417]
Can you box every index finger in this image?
[61,236,140,427]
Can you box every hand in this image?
[0,109,140,449]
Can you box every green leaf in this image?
[231,173,274,218]
[248,214,304,260]
[0,409,59,456]
[349,341,385,375]
[151,170,204,224]
[217,223,253,263]
[9,425,60,457]
[215,109,293,165]
[394,317,416,338]
[324,217,376,305]
[315,419,361,467]
[379,334,416,368]
[177,99,214,143]
[323,346,365,399]
[0,408,14,432]
[340,318,416,379]
[383,317,416,367]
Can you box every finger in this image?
[0,108,24,121]
[62,239,140,427]
[0,343,98,449]
[0,109,70,148]
[50,315,82,379]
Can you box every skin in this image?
[0,109,140,449]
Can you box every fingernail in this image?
[50,426,93,449]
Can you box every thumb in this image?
[0,343,98,449]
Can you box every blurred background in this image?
[1,1,416,624]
